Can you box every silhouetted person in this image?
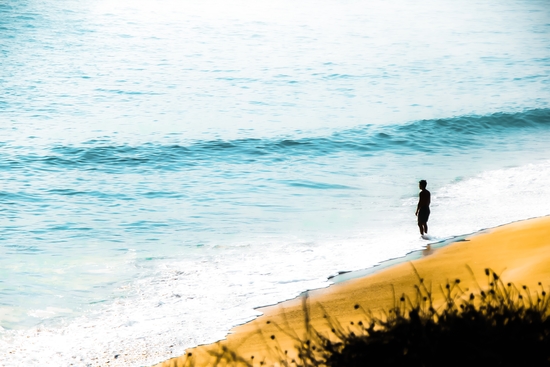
[415,180,430,236]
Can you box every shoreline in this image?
[326,233,468,285]
[154,215,550,367]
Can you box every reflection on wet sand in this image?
[422,244,434,256]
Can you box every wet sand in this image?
[154,216,550,367]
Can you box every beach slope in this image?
[155,216,550,367]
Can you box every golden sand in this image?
[155,216,550,367]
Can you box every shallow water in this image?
[1,0,550,365]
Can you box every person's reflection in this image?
[422,244,434,256]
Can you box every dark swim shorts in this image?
[418,207,430,224]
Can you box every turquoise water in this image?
[1,0,550,365]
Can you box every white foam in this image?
[432,159,550,237]
[28,308,73,319]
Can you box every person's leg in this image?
[423,223,428,234]
[418,222,425,235]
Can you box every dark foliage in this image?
[208,268,550,367]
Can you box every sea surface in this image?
[1,0,550,365]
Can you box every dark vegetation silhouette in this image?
[185,268,550,367]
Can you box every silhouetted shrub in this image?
[210,269,550,367]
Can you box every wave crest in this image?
[5,109,549,171]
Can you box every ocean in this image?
[1,0,550,365]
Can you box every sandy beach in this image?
[155,216,550,367]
